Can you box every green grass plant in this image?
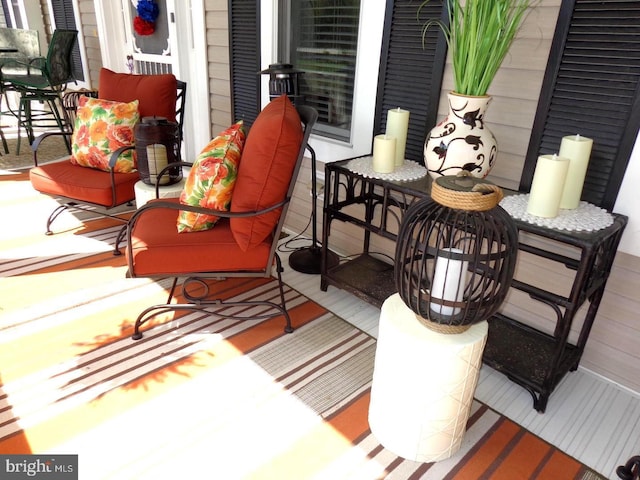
[420,0,536,96]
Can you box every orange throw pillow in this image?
[177,122,246,232]
[69,96,139,173]
[230,95,303,251]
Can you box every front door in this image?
[95,0,210,162]
[121,0,179,76]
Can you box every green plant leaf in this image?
[419,0,538,96]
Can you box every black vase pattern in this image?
[424,93,497,179]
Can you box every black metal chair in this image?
[29,75,186,253]
[1,29,77,154]
[0,28,41,154]
[124,101,317,340]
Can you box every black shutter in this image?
[228,0,261,128]
[520,0,640,211]
[374,0,448,164]
[50,0,83,82]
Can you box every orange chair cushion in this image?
[127,198,273,276]
[70,96,140,173]
[177,121,246,232]
[230,95,302,251]
[30,160,139,207]
[98,68,177,122]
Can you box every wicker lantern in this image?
[395,174,518,332]
[134,116,182,186]
[369,174,518,462]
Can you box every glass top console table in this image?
[321,157,628,412]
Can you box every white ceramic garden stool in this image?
[134,179,186,207]
[368,293,488,463]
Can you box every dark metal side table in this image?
[321,157,628,412]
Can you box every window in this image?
[263,1,385,161]
[279,0,360,143]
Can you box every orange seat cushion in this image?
[230,95,302,251]
[127,198,273,277]
[30,160,139,207]
[98,68,177,122]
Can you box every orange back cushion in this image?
[98,68,177,122]
[230,95,303,251]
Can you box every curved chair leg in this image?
[131,272,294,340]
[46,204,72,235]
[15,94,27,155]
[113,224,127,256]
[0,92,8,154]
[617,456,640,480]
[0,125,7,154]
[274,254,294,333]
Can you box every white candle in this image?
[526,154,570,218]
[146,144,169,185]
[559,134,593,209]
[372,134,396,173]
[385,108,410,167]
[430,248,468,317]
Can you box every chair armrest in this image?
[28,56,46,68]
[127,196,290,231]
[0,58,31,72]
[153,161,193,198]
[108,145,134,170]
[32,131,73,167]
[27,57,46,74]
[0,56,44,75]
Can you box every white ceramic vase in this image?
[424,92,497,179]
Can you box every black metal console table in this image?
[321,158,628,413]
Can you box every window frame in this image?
[261,0,386,163]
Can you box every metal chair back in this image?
[43,29,77,89]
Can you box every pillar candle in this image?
[559,134,593,209]
[526,154,570,218]
[430,248,468,316]
[372,134,396,173]
[385,108,410,167]
[146,144,169,185]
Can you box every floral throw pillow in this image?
[176,122,246,233]
[70,96,140,173]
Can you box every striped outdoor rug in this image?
[0,171,606,479]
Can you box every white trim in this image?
[261,1,386,163]
[613,132,640,257]
[175,0,210,156]
[93,0,128,71]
